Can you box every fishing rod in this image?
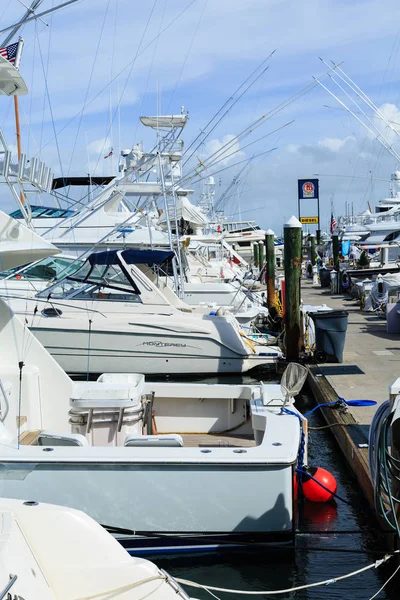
[179,63,343,191]
[182,51,276,167]
[314,76,400,163]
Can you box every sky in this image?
[1,0,400,234]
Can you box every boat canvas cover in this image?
[159,197,208,226]
[88,249,175,266]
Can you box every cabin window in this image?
[9,205,76,219]
[72,285,142,302]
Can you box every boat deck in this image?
[18,429,257,448]
[180,433,256,448]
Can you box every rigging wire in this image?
[66,0,112,178]
[182,51,275,163]
[182,56,275,167]
[26,16,37,158]
[109,0,119,163]
[91,0,163,177]
[35,0,197,157]
[177,64,341,192]
[196,120,294,173]
[36,22,65,180]
[38,14,52,159]
[0,1,14,25]
[166,0,208,112]
[130,0,166,146]
[185,147,278,187]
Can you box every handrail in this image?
[0,574,17,600]
[0,378,9,423]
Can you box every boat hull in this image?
[29,324,279,375]
[0,459,294,545]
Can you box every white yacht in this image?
[0,498,192,599]
[0,295,305,551]
[340,172,400,254]
[6,248,280,375]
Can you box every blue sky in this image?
[1,0,400,233]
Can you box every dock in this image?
[302,279,400,513]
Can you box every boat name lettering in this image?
[142,341,187,347]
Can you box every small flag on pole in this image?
[104,149,113,159]
[330,212,337,234]
[0,42,19,66]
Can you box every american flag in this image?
[330,211,337,234]
[104,149,113,159]
[0,42,19,66]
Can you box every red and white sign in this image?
[302,181,315,197]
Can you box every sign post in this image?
[298,179,320,243]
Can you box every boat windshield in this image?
[37,260,142,302]
[9,205,76,219]
[0,256,83,281]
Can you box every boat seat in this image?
[37,431,89,447]
[124,434,184,447]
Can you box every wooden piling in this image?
[332,234,340,293]
[258,241,265,269]
[332,234,340,271]
[265,229,275,309]
[253,242,259,268]
[310,234,316,265]
[284,216,302,361]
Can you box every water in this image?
[154,389,399,600]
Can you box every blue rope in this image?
[281,407,306,490]
[304,397,377,418]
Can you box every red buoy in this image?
[301,466,337,503]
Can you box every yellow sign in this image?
[300,217,319,224]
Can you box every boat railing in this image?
[342,213,400,227]
[0,575,17,600]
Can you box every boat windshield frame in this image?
[37,255,141,300]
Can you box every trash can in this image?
[319,267,332,288]
[309,310,349,363]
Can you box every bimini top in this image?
[0,55,27,96]
[88,249,175,266]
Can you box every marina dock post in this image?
[332,234,340,293]
[265,229,275,309]
[252,242,259,267]
[310,234,316,264]
[258,240,265,268]
[284,216,302,361]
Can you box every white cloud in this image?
[319,135,355,152]
[204,134,245,166]
[87,137,112,156]
[370,103,400,144]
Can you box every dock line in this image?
[174,551,399,595]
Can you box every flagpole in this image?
[13,37,24,202]
[13,96,22,160]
